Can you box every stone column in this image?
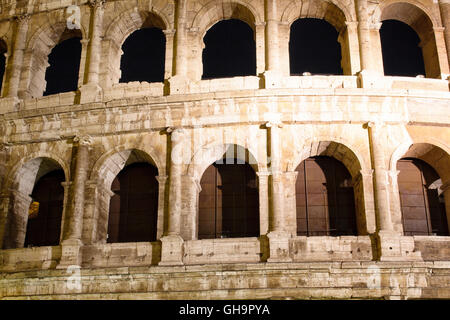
[58,135,92,268]
[264,0,283,88]
[79,0,105,103]
[343,21,361,76]
[169,0,189,94]
[155,175,168,240]
[366,123,421,261]
[163,30,175,81]
[356,0,385,88]
[0,192,10,249]
[367,122,393,233]
[441,181,450,235]
[266,118,292,262]
[388,169,404,234]
[159,128,185,265]
[6,14,30,98]
[433,27,450,79]
[257,171,270,236]
[438,0,450,68]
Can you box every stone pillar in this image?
[367,122,393,233]
[169,0,189,94]
[356,0,385,88]
[79,0,105,103]
[159,128,185,265]
[155,175,168,240]
[433,27,450,79]
[0,192,10,249]
[163,30,175,81]
[342,21,361,76]
[58,135,92,268]
[388,169,404,234]
[264,0,284,88]
[6,14,30,98]
[257,171,270,236]
[441,181,450,235]
[438,1,450,68]
[366,122,421,261]
[266,118,292,262]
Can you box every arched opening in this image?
[202,19,256,79]
[24,169,65,247]
[290,18,343,75]
[2,157,66,249]
[43,30,82,96]
[107,162,159,243]
[379,3,441,78]
[120,27,166,83]
[0,40,7,95]
[198,158,259,239]
[380,20,425,77]
[397,158,448,236]
[295,156,357,236]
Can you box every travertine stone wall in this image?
[0,0,449,299]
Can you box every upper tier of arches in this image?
[0,0,447,99]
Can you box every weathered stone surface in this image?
[0,0,449,299]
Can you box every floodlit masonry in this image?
[0,0,450,300]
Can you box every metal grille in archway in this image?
[295,156,357,236]
[198,160,259,239]
[24,170,65,247]
[107,162,159,243]
[398,159,448,236]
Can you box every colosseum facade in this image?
[0,0,449,300]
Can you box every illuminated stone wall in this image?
[0,0,449,300]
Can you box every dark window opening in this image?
[202,19,256,79]
[380,20,426,77]
[24,170,65,247]
[0,40,6,95]
[120,28,166,83]
[290,18,343,76]
[398,158,448,236]
[107,162,159,243]
[198,160,259,239]
[295,156,357,236]
[44,36,81,96]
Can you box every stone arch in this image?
[373,1,443,78]
[102,8,170,86]
[391,141,450,235]
[91,148,162,190]
[288,139,370,235]
[191,0,262,37]
[23,13,86,98]
[2,156,68,249]
[288,139,365,178]
[372,0,441,29]
[281,0,354,33]
[88,148,163,243]
[188,143,261,182]
[390,141,450,184]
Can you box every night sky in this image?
[0,18,430,96]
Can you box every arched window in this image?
[295,156,357,236]
[0,40,6,95]
[380,20,426,77]
[198,159,259,239]
[202,19,256,79]
[397,158,448,236]
[107,162,159,243]
[24,170,65,247]
[44,35,81,96]
[120,28,166,83]
[290,18,343,75]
